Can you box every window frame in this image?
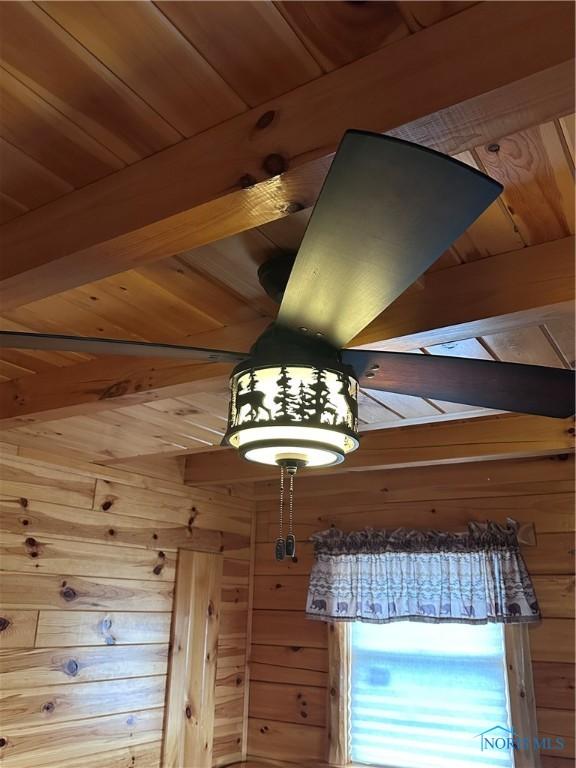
[327,622,540,768]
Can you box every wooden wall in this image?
[0,444,254,768]
[248,455,575,767]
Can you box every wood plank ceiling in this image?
[0,1,574,463]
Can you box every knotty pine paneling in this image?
[247,455,575,765]
[533,662,576,711]
[1,708,164,768]
[55,743,163,768]
[0,675,166,727]
[0,645,168,689]
[0,448,255,768]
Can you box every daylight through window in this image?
[350,621,513,768]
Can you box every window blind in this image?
[350,621,513,768]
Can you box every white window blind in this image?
[350,621,513,768]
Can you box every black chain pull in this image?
[274,465,286,561]
[285,467,297,559]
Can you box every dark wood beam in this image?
[0,2,573,309]
[183,414,576,485]
[0,237,572,428]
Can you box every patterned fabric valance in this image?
[306,521,540,625]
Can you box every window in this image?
[350,621,513,768]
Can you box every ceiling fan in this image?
[2,130,574,471]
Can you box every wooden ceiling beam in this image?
[0,236,572,429]
[183,414,575,485]
[352,236,575,350]
[0,2,574,309]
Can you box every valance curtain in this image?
[306,520,540,624]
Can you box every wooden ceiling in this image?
[0,1,574,466]
[0,0,447,222]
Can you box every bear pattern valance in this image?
[306,521,540,624]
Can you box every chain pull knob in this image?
[275,537,286,561]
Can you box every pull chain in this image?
[274,465,286,561]
[285,468,297,559]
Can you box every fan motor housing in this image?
[257,254,296,304]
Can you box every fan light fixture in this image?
[224,363,359,468]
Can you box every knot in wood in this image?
[19,497,28,508]
[0,618,11,633]
[41,701,55,713]
[255,110,275,130]
[152,564,164,576]
[263,153,287,176]
[101,500,113,511]
[0,738,6,748]
[284,202,303,215]
[207,600,215,617]
[64,659,79,677]
[100,617,112,632]
[25,537,37,547]
[238,174,256,189]
[61,587,78,602]
[99,380,131,400]
[185,706,192,720]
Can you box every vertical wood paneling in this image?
[163,550,222,768]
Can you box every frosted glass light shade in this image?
[225,364,359,467]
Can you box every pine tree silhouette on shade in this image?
[274,366,295,419]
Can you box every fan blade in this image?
[0,331,248,364]
[342,349,575,419]
[278,130,502,347]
